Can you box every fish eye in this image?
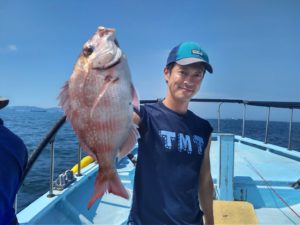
[82,46,94,57]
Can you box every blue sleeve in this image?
[0,123,28,225]
[135,105,148,136]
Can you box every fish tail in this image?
[87,169,129,209]
[107,171,129,200]
[87,171,108,209]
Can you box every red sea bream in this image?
[58,26,139,209]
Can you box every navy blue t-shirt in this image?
[128,101,213,225]
[0,118,28,225]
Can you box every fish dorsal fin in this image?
[58,81,70,110]
[58,81,75,120]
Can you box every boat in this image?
[16,99,300,224]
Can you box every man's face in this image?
[164,63,205,102]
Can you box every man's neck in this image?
[162,97,189,114]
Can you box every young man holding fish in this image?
[58,26,213,223]
[128,42,214,225]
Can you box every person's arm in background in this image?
[199,138,214,225]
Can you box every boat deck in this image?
[18,157,135,224]
[210,134,300,224]
[18,134,300,224]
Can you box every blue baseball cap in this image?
[166,41,213,73]
[0,96,9,109]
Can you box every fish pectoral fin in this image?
[90,75,119,118]
[131,82,140,112]
[117,124,140,160]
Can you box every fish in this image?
[58,26,139,209]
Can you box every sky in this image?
[1,0,300,121]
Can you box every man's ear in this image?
[163,67,170,83]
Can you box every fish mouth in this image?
[92,57,122,70]
[93,46,123,70]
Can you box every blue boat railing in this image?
[19,98,300,210]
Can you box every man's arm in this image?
[199,138,214,225]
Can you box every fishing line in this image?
[243,157,300,219]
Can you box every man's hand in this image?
[133,111,141,125]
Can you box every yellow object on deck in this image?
[71,156,95,174]
[213,200,259,225]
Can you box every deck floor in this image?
[210,137,300,225]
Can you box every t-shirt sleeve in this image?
[207,121,213,136]
[202,120,213,152]
[135,105,148,135]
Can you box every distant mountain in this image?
[6,106,63,113]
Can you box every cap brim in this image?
[176,58,213,73]
[0,99,9,109]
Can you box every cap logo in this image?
[191,49,203,56]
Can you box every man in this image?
[0,97,28,225]
[128,42,214,225]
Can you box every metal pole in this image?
[47,138,55,198]
[77,144,82,176]
[288,108,294,150]
[219,134,235,200]
[264,107,271,144]
[218,103,223,133]
[242,104,246,137]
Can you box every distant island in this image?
[4,106,63,113]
